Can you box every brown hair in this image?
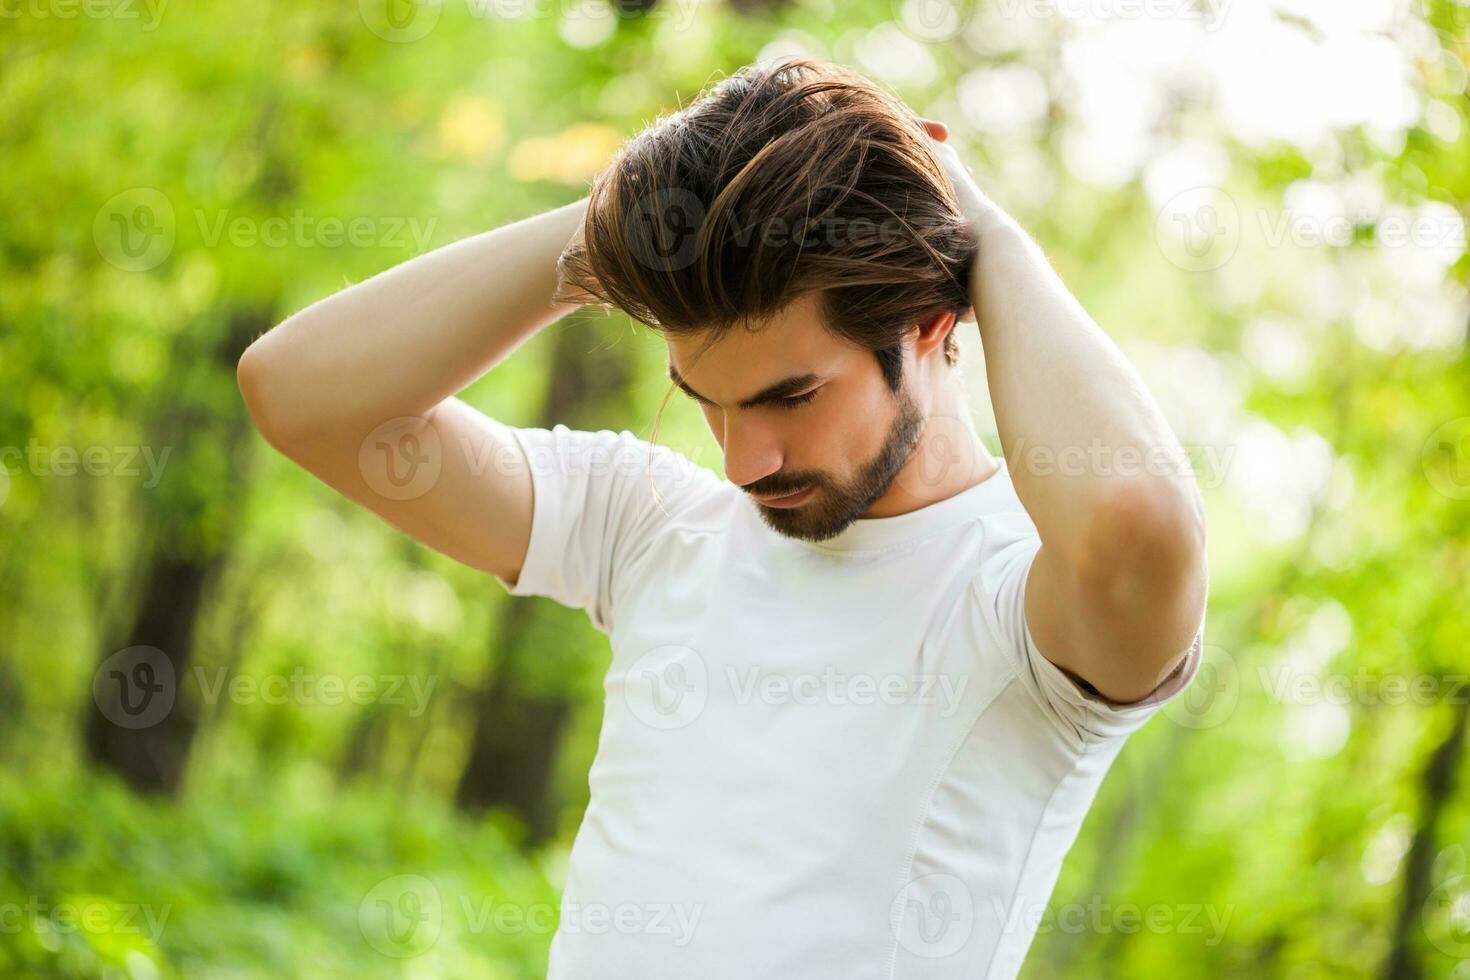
[552,56,977,396]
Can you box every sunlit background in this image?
[2,0,1468,976]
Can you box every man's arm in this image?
[236,197,590,585]
[924,121,1207,704]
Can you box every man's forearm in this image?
[239,197,590,444]
[972,223,1204,572]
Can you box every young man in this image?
[239,58,1207,979]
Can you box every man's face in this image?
[666,292,925,543]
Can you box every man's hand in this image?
[915,117,1017,239]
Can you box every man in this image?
[238,57,1207,979]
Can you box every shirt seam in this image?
[884,673,1015,980]
[607,514,731,635]
[977,745,1095,979]
[506,426,558,599]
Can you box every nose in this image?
[720,412,783,489]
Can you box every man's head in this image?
[554,57,979,541]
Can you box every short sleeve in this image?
[497,424,718,634]
[972,516,1205,745]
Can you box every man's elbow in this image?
[1106,475,1203,556]
[1073,477,1208,621]
[237,337,310,452]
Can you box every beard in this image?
[747,382,926,543]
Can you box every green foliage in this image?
[0,769,559,978]
[2,0,1468,976]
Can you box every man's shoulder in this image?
[514,424,734,539]
[515,424,720,492]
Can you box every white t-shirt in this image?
[498,423,1203,979]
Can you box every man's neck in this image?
[864,385,999,519]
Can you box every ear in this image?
[913,309,959,360]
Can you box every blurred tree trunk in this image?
[82,89,298,793]
[0,530,29,739]
[726,0,794,12]
[1381,698,1470,980]
[456,314,639,844]
[338,703,390,784]
[457,598,572,841]
[83,305,268,795]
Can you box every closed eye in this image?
[770,389,819,411]
[676,384,821,411]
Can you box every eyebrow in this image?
[667,364,824,410]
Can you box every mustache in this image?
[745,474,824,497]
